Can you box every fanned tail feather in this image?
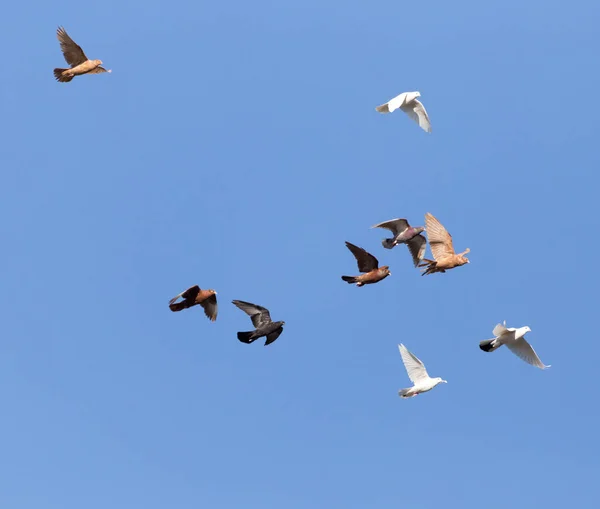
[54,68,73,82]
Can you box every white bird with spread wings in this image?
[375,91,432,133]
[397,344,447,398]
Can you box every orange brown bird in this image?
[419,213,470,276]
[53,26,111,83]
[169,285,218,321]
[341,241,391,286]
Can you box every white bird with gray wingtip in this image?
[479,321,550,370]
[375,91,432,133]
[397,344,447,398]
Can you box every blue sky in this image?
[1,1,599,507]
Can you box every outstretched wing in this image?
[264,327,283,346]
[507,338,550,369]
[425,213,455,260]
[401,99,431,133]
[375,92,409,114]
[88,66,110,74]
[371,218,409,236]
[406,234,427,267]
[345,241,379,272]
[232,300,271,327]
[168,285,200,308]
[398,344,430,383]
[200,293,218,322]
[57,26,88,67]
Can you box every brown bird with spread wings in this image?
[53,26,111,83]
[419,213,470,275]
[341,241,391,286]
[169,285,218,321]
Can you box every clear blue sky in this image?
[1,1,599,507]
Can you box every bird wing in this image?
[200,293,218,322]
[88,66,110,74]
[371,218,409,236]
[345,241,379,272]
[406,234,427,267]
[56,27,88,67]
[169,285,200,306]
[376,92,409,114]
[506,338,550,369]
[401,99,431,133]
[493,321,508,337]
[398,344,430,384]
[232,300,271,327]
[424,212,455,260]
[264,327,283,346]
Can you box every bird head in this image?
[380,266,391,276]
[95,59,103,65]
[208,289,217,295]
[415,227,425,234]
[438,378,448,384]
[523,326,531,334]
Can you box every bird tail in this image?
[341,275,358,284]
[54,68,73,82]
[382,239,394,249]
[479,338,500,353]
[418,259,437,276]
[398,388,415,398]
[237,331,256,344]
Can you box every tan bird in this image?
[53,26,111,83]
[419,213,470,275]
[341,241,391,286]
[169,285,218,321]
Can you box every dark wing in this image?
[406,234,427,267]
[264,327,283,346]
[345,241,379,272]
[371,218,409,236]
[56,26,88,67]
[200,293,218,322]
[232,300,271,327]
[88,66,110,74]
[169,285,200,309]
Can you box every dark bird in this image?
[232,300,285,346]
[169,285,218,321]
[341,241,391,286]
[371,218,427,267]
[53,26,111,83]
[419,212,470,275]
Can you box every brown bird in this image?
[169,285,218,321]
[341,241,391,286]
[53,26,111,83]
[419,213,470,276]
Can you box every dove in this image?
[375,91,432,133]
[419,212,470,275]
[371,218,427,267]
[53,26,111,83]
[341,241,391,286]
[479,321,550,369]
[232,300,285,346]
[169,285,218,322]
[397,344,447,398]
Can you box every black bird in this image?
[232,300,285,346]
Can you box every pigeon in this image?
[169,285,218,322]
[53,26,111,83]
[397,344,447,398]
[341,241,391,286]
[479,321,550,369]
[375,91,432,133]
[232,300,285,346]
[419,212,470,275]
[371,218,427,267]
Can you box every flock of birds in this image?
[53,26,550,399]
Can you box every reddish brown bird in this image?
[341,241,391,286]
[168,285,218,321]
[53,26,111,83]
[419,213,470,276]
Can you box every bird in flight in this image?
[419,213,470,275]
[371,218,427,267]
[53,26,111,83]
[169,285,218,322]
[375,91,432,133]
[232,300,285,346]
[341,241,391,286]
[397,344,447,398]
[479,321,550,369]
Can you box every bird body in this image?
[419,212,469,275]
[479,322,550,369]
[371,218,427,267]
[397,344,446,398]
[54,26,111,82]
[341,241,390,286]
[232,300,285,346]
[169,285,218,321]
[375,91,432,133]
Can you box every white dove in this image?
[397,344,447,398]
[479,321,550,370]
[375,91,432,133]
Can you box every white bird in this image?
[397,344,447,398]
[479,321,550,370]
[375,91,432,133]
